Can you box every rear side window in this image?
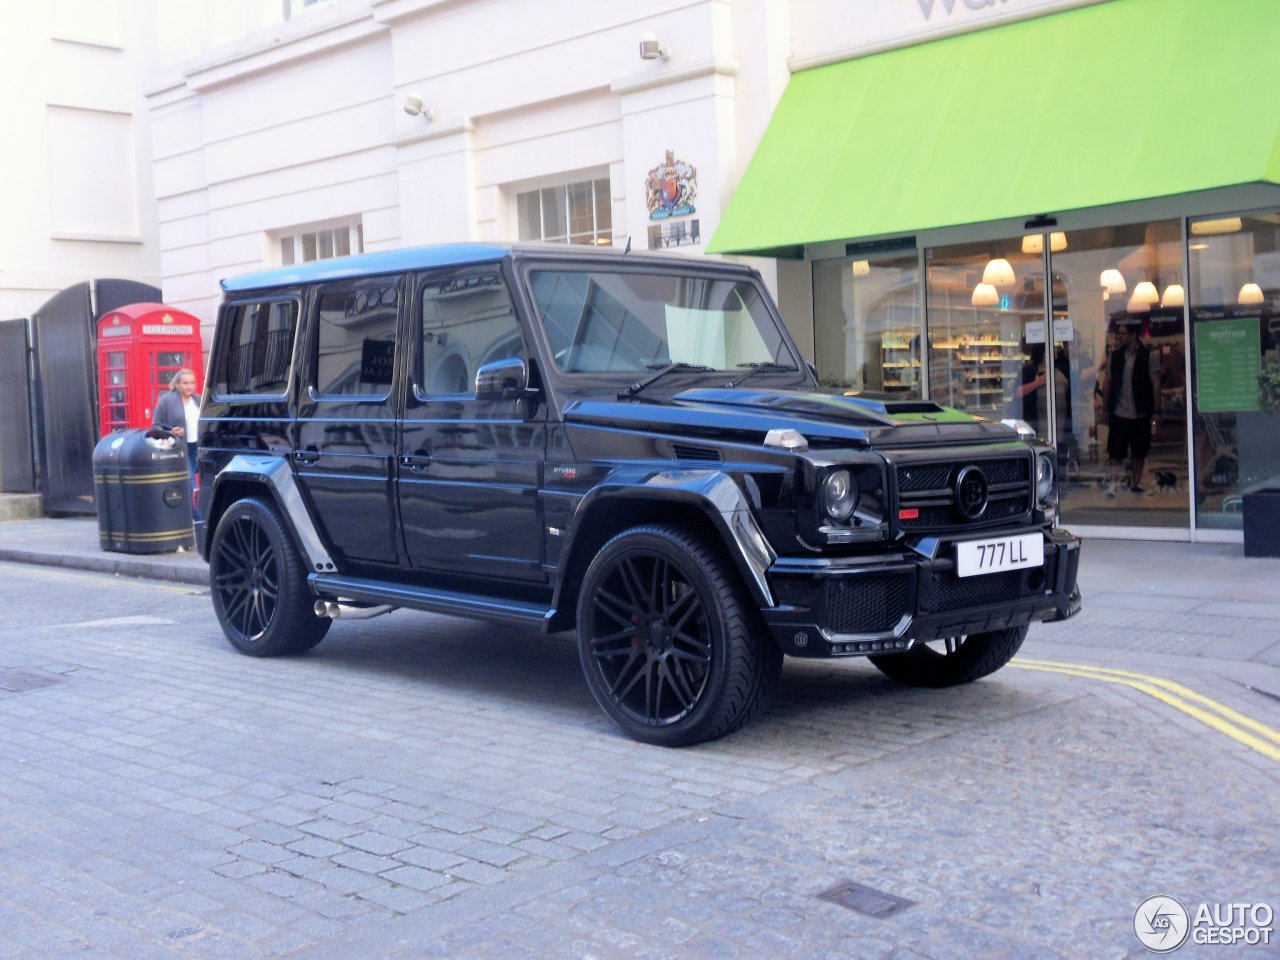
[214,299,298,396]
[314,278,400,398]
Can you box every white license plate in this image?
[954,533,1044,578]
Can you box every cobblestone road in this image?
[0,560,1275,958]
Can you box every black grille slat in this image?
[928,570,1032,611]
[823,575,910,633]
[670,443,722,463]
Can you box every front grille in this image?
[895,455,1032,533]
[823,574,910,633]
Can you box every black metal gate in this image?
[31,284,97,513]
[0,319,35,493]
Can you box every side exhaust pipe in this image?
[313,601,395,621]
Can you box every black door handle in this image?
[399,454,430,473]
[293,449,320,465]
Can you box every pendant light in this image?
[1132,281,1160,305]
[1100,269,1127,294]
[1160,284,1185,308]
[1126,292,1152,313]
[982,258,1016,287]
[971,283,1000,306]
[851,259,871,277]
[1238,282,1265,305]
[1023,232,1068,254]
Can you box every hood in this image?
[562,387,1016,449]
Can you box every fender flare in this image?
[208,455,336,574]
[557,468,776,609]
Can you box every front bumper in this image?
[762,527,1081,657]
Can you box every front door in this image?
[292,275,403,566]
[398,266,546,584]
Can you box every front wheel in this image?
[868,626,1027,688]
[576,525,781,747]
[209,497,329,657]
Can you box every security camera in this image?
[638,33,668,61]
[403,93,425,117]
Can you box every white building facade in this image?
[0,0,162,319]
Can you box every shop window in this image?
[1189,210,1280,530]
[279,221,362,266]
[517,178,612,246]
[925,240,1041,421]
[813,253,922,396]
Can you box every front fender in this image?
[205,455,336,575]
[562,467,776,608]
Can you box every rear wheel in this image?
[209,497,329,656]
[868,626,1027,688]
[576,524,781,747]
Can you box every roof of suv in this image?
[220,242,738,293]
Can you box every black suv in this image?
[197,243,1080,746]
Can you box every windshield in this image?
[529,269,795,374]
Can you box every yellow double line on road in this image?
[1011,658,1280,763]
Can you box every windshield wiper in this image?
[618,361,714,400]
[730,360,797,388]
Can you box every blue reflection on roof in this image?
[220,243,514,293]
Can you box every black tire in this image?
[209,497,329,657]
[576,524,782,747]
[868,626,1027,688]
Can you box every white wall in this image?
[0,0,161,320]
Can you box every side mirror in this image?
[475,356,532,401]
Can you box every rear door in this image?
[397,265,546,584]
[292,275,404,566]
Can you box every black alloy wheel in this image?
[209,497,329,657]
[576,524,781,746]
[868,625,1027,688]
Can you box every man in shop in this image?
[1103,320,1161,496]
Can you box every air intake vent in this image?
[671,443,722,463]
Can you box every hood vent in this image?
[670,443,722,463]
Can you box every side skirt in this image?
[308,573,556,628]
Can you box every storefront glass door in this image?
[1188,211,1280,530]
[1045,221,1189,528]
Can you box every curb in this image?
[0,547,210,587]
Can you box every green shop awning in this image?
[710,0,1280,256]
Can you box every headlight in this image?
[1036,452,1056,502]
[822,469,858,522]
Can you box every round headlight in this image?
[1036,453,1055,501]
[822,469,858,522]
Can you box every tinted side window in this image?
[314,279,400,398]
[214,299,298,396]
[418,272,524,396]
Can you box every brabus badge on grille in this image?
[954,465,989,519]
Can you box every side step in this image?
[309,573,556,628]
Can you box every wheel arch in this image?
[201,455,336,576]
[549,472,776,632]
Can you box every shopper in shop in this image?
[1016,342,1070,444]
[1102,321,1161,496]
[153,368,201,521]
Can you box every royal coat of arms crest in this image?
[646,150,697,220]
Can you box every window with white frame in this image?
[278,221,363,266]
[283,0,335,20]
[517,178,612,246]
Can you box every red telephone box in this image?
[97,303,204,437]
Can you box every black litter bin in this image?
[1242,477,1280,558]
[93,428,194,554]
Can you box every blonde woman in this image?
[153,368,201,519]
